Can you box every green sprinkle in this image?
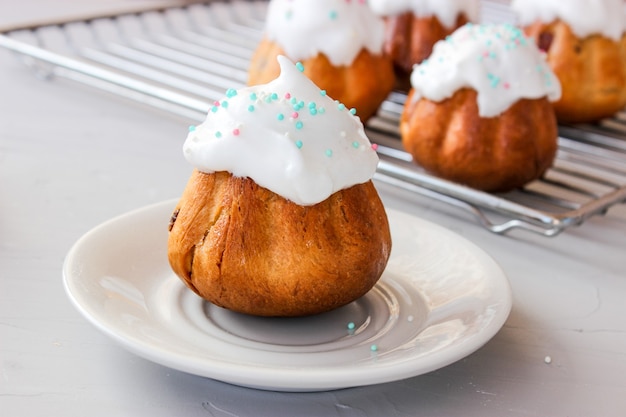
[329,10,338,20]
[211,106,219,113]
[225,88,237,98]
[352,141,359,149]
[320,90,327,96]
[318,107,326,115]
[249,92,257,101]
[215,131,222,138]
[295,121,303,130]
[188,125,196,132]
[309,108,317,116]
[271,93,279,101]
[349,108,357,115]
[295,140,303,149]
[337,103,346,111]
[221,100,229,108]
[370,344,378,352]
[277,113,285,121]
[295,61,305,72]
[325,149,333,157]
[248,105,255,112]
[347,322,355,330]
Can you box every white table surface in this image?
[1,1,625,416]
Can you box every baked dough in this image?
[168,170,392,317]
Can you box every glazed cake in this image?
[168,56,392,317]
[512,0,626,123]
[248,0,395,122]
[401,23,562,192]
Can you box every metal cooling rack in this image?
[1,0,625,237]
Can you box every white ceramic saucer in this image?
[63,200,511,392]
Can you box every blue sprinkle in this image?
[320,90,327,96]
[347,322,355,330]
[295,121,303,130]
[248,105,255,112]
[349,108,357,115]
[295,140,303,149]
[225,88,237,98]
[295,61,305,72]
[277,113,285,121]
[221,100,229,108]
[188,125,196,132]
[325,149,333,157]
[352,141,359,149]
[215,131,222,138]
[249,92,257,101]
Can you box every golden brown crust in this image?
[383,12,469,88]
[247,38,395,122]
[523,20,626,123]
[167,170,392,317]
[400,88,558,192]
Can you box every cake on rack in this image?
[369,0,480,88]
[511,0,626,123]
[248,0,395,122]
[401,23,562,192]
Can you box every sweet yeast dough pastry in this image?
[248,0,394,122]
[369,0,479,85]
[401,24,562,192]
[168,56,392,317]
[512,0,626,123]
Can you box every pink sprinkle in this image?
[285,92,291,99]
[291,112,299,119]
[233,128,240,136]
[503,82,510,89]
[371,144,379,151]
[213,100,220,107]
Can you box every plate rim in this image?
[63,199,512,391]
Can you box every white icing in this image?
[183,56,379,206]
[511,0,625,41]
[263,0,386,66]
[410,23,562,118]
[369,0,480,28]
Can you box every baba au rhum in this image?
[168,56,392,317]
[401,23,562,192]
[248,0,395,122]
[512,0,626,123]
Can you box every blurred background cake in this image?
[369,0,480,88]
[511,0,626,123]
[248,0,395,122]
[401,23,562,192]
